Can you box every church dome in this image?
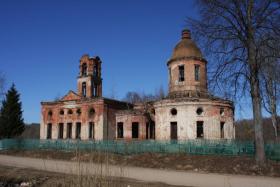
[169,29,203,63]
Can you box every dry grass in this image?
[52,147,127,187]
[0,165,180,187]
[0,146,184,187]
[1,148,280,178]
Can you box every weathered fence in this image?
[0,139,279,161]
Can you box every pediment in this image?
[61,90,81,101]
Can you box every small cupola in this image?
[169,29,203,64]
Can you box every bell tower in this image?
[77,54,102,98]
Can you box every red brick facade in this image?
[40,55,131,140]
[40,30,235,141]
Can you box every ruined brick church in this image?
[40,30,235,140]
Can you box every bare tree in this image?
[188,0,280,166]
[260,57,280,138]
[123,91,142,104]
[123,91,157,137]
[258,33,280,140]
[123,91,157,104]
[154,85,166,100]
[109,86,117,99]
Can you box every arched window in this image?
[76,108,81,115]
[82,63,87,76]
[220,108,225,116]
[68,109,73,115]
[59,109,64,115]
[48,110,53,117]
[93,64,98,76]
[82,82,86,97]
[196,107,203,115]
[48,110,52,117]
[89,108,95,117]
[195,64,200,81]
[178,65,185,82]
[92,84,98,97]
[170,108,177,116]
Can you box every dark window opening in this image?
[48,111,53,117]
[117,122,124,138]
[59,109,64,115]
[197,121,204,138]
[170,122,177,140]
[47,123,52,139]
[94,65,98,76]
[89,108,95,117]
[220,122,225,139]
[92,84,95,97]
[178,65,185,82]
[82,63,87,76]
[93,85,98,97]
[95,86,98,96]
[146,121,155,139]
[89,122,94,139]
[67,123,72,139]
[76,122,81,139]
[196,107,203,115]
[132,122,139,139]
[195,65,200,81]
[58,123,64,139]
[82,82,86,97]
[220,108,225,116]
[171,108,177,115]
[76,108,81,115]
[68,109,73,115]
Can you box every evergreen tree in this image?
[0,84,25,138]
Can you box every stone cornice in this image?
[167,56,207,66]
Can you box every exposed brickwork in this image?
[116,110,148,140]
[40,55,131,140]
[77,55,102,97]
[154,99,234,140]
[116,30,235,140]
[40,29,235,141]
[168,59,208,95]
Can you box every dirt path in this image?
[0,165,180,187]
[0,155,279,187]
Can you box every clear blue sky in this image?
[0,0,253,123]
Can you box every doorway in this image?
[132,122,139,139]
[76,122,81,139]
[89,122,94,139]
[58,123,63,139]
[117,122,124,138]
[197,121,204,138]
[146,121,155,139]
[220,122,225,139]
[67,123,72,139]
[170,122,177,140]
[47,123,52,139]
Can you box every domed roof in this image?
[169,29,203,63]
